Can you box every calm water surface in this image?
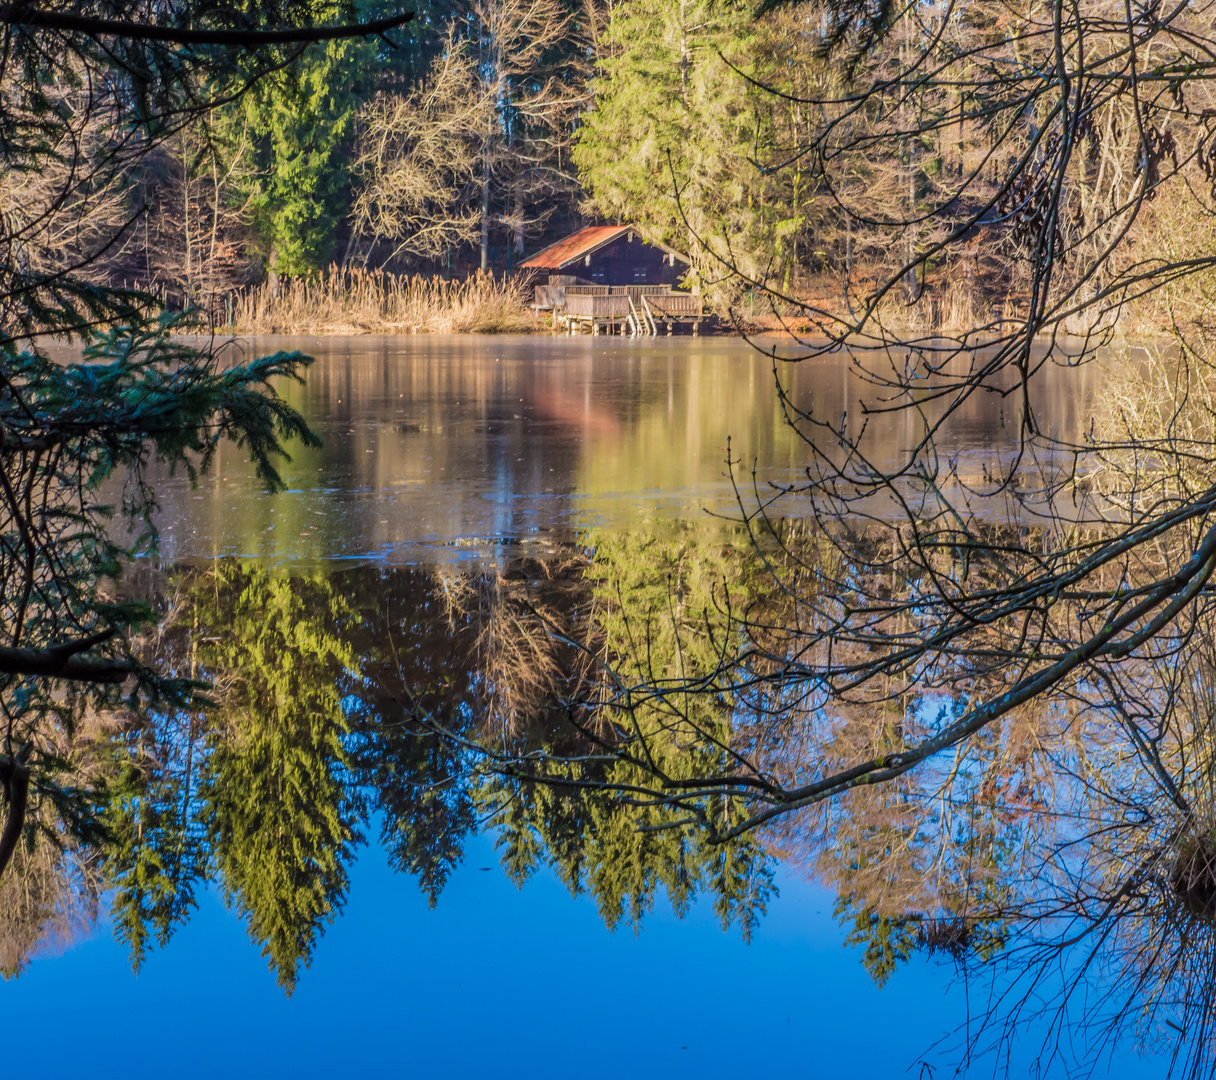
[6,334,1157,1078]
[148,333,1101,563]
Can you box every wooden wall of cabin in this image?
[582,235,685,287]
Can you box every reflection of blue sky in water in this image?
[2,829,1155,1077]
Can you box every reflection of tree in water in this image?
[354,542,773,935]
[197,569,363,991]
[96,565,362,991]
[749,607,1216,1073]
[15,511,1216,1072]
[0,843,101,978]
[0,546,772,985]
[431,508,1216,1071]
[983,629,1216,1076]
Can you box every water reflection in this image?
[1,515,1210,1073]
[72,542,771,992]
[144,335,1102,562]
[8,334,1190,1075]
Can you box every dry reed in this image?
[226,267,541,335]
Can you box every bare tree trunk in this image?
[679,0,689,108]
[0,757,30,880]
[481,153,490,273]
[209,155,221,309]
[183,142,193,304]
[900,30,918,301]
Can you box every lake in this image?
[146,332,1104,564]
[1,334,1170,1077]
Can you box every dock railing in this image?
[646,293,702,318]
[543,286,703,335]
[609,285,671,299]
[565,294,632,319]
[532,284,611,311]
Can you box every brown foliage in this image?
[228,267,542,334]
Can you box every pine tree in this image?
[242,31,371,272]
[573,0,804,297]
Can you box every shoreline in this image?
[212,268,1180,344]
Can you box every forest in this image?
[43,0,1201,329]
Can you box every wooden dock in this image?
[537,284,703,336]
[642,292,702,335]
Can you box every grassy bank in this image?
[227,268,541,335]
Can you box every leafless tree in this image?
[351,0,591,274]
[350,32,496,264]
[134,123,258,309]
[470,0,591,267]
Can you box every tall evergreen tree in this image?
[242,30,371,272]
[573,0,804,295]
[196,565,362,992]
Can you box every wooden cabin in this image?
[521,225,689,287]
[522,225,701,335]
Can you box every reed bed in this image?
[227,267,541,335]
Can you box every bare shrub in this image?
[0,843,101,977]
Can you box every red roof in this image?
[520,225,632,270]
